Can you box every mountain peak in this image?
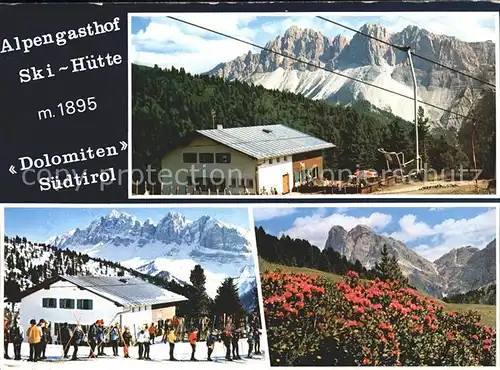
[283,25,323,38]
[165,211,186,219]
[325,225,348,253]
[359,23,389,37]
[284,25,300,35]
[159,211,189,226]
[351,224,375,234]
[205,21,494,128]
[30,210,254,300]
[107,209,125,218]
[434,245,480,264]
[105,209,138,222]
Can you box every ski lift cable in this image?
[317,16,495,88]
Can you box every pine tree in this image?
[212,278,245,323]
[375,244,392,280]
[252,285,261,318]
[5,280,21,312]
[374,244,408,286]
[417,106,431,166]
[189,265,211,322]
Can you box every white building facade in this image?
[160,124,335,195]
[15,276,188,342]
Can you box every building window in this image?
[59,299,75,309]
[294,172,301,182]
[215,153,231,163]
[42,298,57,308]
[268,159,273,165]
[231,178,237,187]
[182,153,197,163]
[284,156,288,161]
[276,157,280,163]
[199,153,214,163]
[246,179,254,188]
[77,299,93,310]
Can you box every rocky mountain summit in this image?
[435,241,496,295]
[324,224,496,297]
[46,210,256,298]
[207,24,495,128]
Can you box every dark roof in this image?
[11,275,188,307]
[196,124,335,160]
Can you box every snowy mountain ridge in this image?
[44,210,256,298]
[207,24,495,129]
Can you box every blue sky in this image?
[253,207,497,262]
[130,12,497,74]
[4,207,250,243]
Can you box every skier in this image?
[122,327,132,358]
[97,320,106,355]
[60,322,72,358]
[27,319,41,362]
[148,323,156,344]
[88,320,99,358]
[10,318,24,361]
[71,325,84,361]
[231,327,242,360]
[143,325,151,360]
[38,319,49,360]
[206,330,218,361]
[247,328,254,359]
[167,329,177,361]
[251,312,260,330]
[254,328,261,354]
[4,318,10,359]
[221,326,232,361]
[162,327,168,343]
[136,326,147,359]
[110,323,119,356]
[189,328,198,361]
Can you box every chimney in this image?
[216,124,223,130]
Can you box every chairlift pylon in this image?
[378,148,421,177]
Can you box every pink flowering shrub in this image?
[262,270,496,366]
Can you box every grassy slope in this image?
[259,258,496,328]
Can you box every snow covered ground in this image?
[3,337,268,369]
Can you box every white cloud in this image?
[389,214,435,242]
[130,15,256,73]
[282,211,392,248]
[429,207,444,212]
[390,208,497,261]
[130,12,497,74]
[253,208,297,222]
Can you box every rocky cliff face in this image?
[50,210,251,256]
[46,210,255,298]
[324,224,496,297]
[324,225,444,296]
[207,24,495,129]
[324,226,348,254]
[434,246,479,284]
[435,241,496,296]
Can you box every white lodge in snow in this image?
[12,275,188,341]
[160,124,335,195]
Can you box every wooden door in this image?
[282,173,290,194]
